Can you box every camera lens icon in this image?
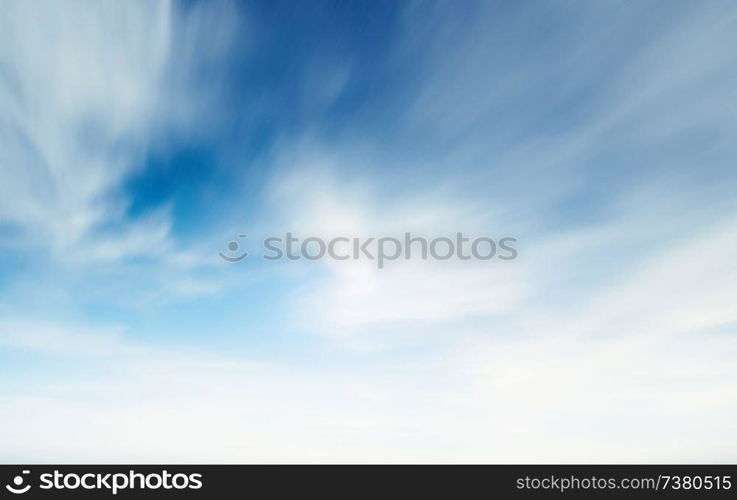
[6,470,31,494]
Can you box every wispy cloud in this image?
[1,0,736,462]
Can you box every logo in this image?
[218,232,519,268]
[218,234,249,262]
[6,470,31,494]
[38,470,202,494]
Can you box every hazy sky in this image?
[1,0,736,462]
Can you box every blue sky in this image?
[1,0,737,462]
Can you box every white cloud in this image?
[1,301,735,463]
[0,0,241,264]
[2,0,737,463]
[0,0,172,253]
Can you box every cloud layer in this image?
[1,0,736,462]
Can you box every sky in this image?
[1,0,737,462]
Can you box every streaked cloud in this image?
[1,0,736,462]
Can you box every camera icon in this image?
[6,470,31,494]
